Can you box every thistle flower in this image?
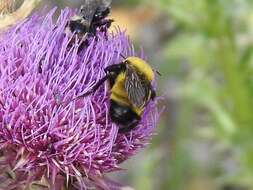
[0,8,160,190]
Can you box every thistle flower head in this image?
[0,8,160,189]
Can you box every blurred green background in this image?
[4,0,253,189]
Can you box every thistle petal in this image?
[0,7,160,189]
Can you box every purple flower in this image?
[0,8,160,189]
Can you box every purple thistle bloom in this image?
[0,8,160,190]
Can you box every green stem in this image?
[216,39,252,126]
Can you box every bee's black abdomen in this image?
[69,20,88,34]
[110,100,140,127]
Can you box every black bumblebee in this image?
[65,0,113,39]
[75,57,157,133]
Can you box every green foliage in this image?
[156,0,253,188]
[113,0,143,7]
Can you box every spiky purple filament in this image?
[0,8,159,189]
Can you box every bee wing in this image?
[80,0,112,22]
[100,0,112,8]
[94,0,112,18]
[125,65,151,108]
[80,0,99,23]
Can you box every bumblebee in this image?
[65,0,113,38]
[76,57,156,133]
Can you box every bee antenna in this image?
[119,53,126,59]
[114,51,126,59]
[156,70,161,76]
[153,69,161,76]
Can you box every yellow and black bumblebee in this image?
[65,0,113,38]
[76,57,157,133]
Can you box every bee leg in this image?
[148,83,156,100]
[89,24,97,36]
[97,19,114,29]
[151,88,156,100]
[104,63,126,86]
[74,64,125,100]
[104,63,125,73]
[101,20,114,37]
[75,75,109,99]
[118,120,139,133]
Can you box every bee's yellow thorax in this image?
[125,57,154,81]
[110,73,143,116]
